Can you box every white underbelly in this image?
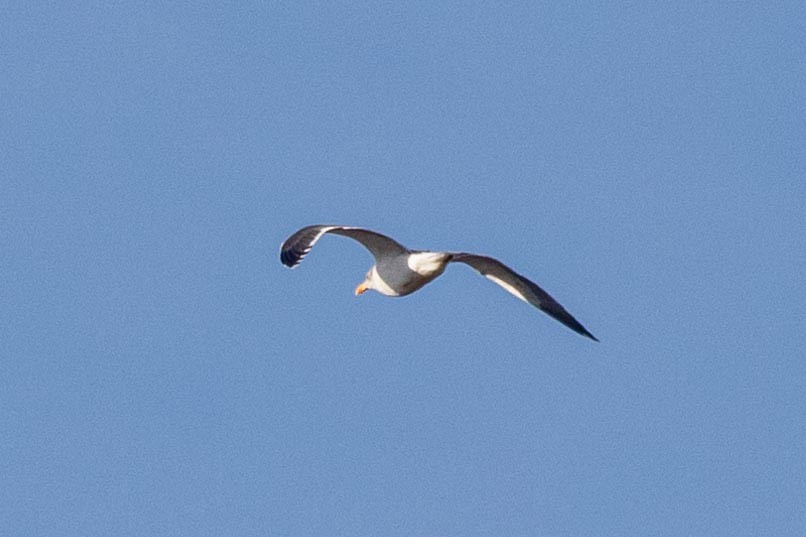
[371,268,401,296]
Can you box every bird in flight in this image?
[280,225,598,341]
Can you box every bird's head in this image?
[354,267,374,296]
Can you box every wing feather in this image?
[450,253,598,341]
[280,225,408,268]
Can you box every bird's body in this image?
[280,225,598,341]
[371,251,450,296]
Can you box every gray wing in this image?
[450,253,598,341]
[280,225,408,268]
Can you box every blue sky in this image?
[2,2,805,535]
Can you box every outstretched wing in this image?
[280,225,408,268]
[450,253,598,341]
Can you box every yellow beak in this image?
[355,282,369,295]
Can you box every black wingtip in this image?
[572,322,598,342]
[280,248,300,268]
[541,302,598,342]
[568,321,598,342]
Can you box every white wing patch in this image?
[485,274,529,304]
[407,252,450,276]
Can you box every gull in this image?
[280,225,598,340]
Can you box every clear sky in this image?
[2,2,805,536]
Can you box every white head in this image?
[354,266,375,296]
